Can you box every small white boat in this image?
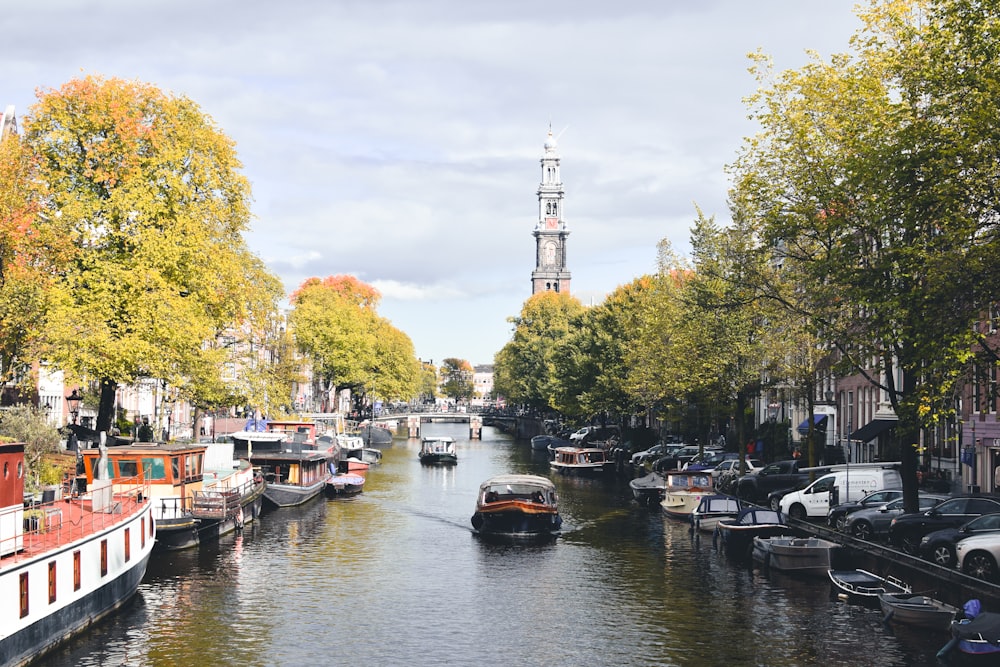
[828,568,910,601]
[691,494,743,533]
[752,535,840,576]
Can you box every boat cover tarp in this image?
[953,612,1000,643]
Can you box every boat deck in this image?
[1,489,149,568]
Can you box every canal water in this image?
[48,424,949,666]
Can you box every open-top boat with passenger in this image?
[471,474,562,542]
[419,436,457,465]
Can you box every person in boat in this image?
[532,490,545,503]
[485,491,499,503]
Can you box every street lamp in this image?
[65,389,82,425]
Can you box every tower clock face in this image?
[544,241,557,266]
[545,217,558,229]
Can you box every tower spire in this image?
[531,127,571,295]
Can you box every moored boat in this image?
[232,430,336,508]
[716,507,790,560]
[0,442,155,667]
[549,446,610,475]
[326,471,366,497]
[471,474,561,542]
[878,592,958,632]
[828,568,910,602]
[190,441,266,539]
[80,440,211,551]
[938,601,1000,664]
[419,436,458,465]
[691,494,743,533]
[660,470,713,521]
[630,470,667,506]
[531,434,569,452]
[752,535,840,577]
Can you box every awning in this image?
[849,418,896,443]
[796,414,829,435]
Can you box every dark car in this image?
[845,494,947,541]
[653,445,719,472]
[889,495,1000,555]
[827,488,904,531]
[918,512,1000,568]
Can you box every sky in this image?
[3,1,864,368]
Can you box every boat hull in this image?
[263,478,328,507]
[420,453,457,465]
[471,507,562,542]
[752,536,837,576]
[879,593,958,632]
[660,491,705,521]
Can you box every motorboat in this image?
[660,470,713,521]
[629,471,667,506]
[471,474,561,542]
[419,436,457,465]
[691,495,743,533]
[0,442,155,666]
[715,507,790,561]
[938,601,1000,663]
[752,535,840,577]
[549,446,610,475]
[878,592,958,632]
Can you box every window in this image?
[19,573,28,618]
[100,540,108,577]
[171,457,180,482]
[73,550,81,591]
[141,518,146,548]
[142,457,166,480]
[124,528,131,562]
[48,561,56,604]
[117,459,139,478]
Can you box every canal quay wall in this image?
[792,519,1000,609]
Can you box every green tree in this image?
[728,0,1000,510]
[494,291,584,411]
[24,75,281,432]
[0,406,62,493]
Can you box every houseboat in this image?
[232,430,337,508]
[0,442,155,667]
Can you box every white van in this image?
[778,464,902,520]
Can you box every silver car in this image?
[844,494,947,541]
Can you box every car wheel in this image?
[788,504,806,521]
[899,534,921,556]
[851,521,873,541]
[964,552,998,582]
[929,544,956,568]
[770,497,782,512]
[835,515,848,532]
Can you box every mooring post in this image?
[470,415,482,440]
[407,415,420,439]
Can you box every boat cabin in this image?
[265,420,319,446]
[552,447,608,466]
[478,475,558,507]
[665,471,712,490]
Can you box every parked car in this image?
[919,513,1000,568]
[712,458,763,483]
[630,443,681,466]
[685,450,737,472]
[734,459,821,505]
[778,465,903,520]
[653,445,720,472]
[956,532,1000,582]
[827,488,904,531]
[889,495,1000,555]
[568,427,592,442]
[845,494,948,541]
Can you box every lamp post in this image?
[66,389,82,426]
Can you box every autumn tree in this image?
[494,291,584,411]
[440,358,474,401]
[289,275,418,406]
[23,75,283,432]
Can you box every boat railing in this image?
[155,495,193,521]
[191,476,260,519]
[1,473,150,565]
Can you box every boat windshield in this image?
[483,484,553,503]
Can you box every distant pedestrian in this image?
[137,417,154,442]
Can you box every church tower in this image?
[531,128,571,295]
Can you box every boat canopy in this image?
[479,474,555,494]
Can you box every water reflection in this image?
[46,423,950,666]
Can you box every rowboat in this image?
[828,569,910,602]
[878,592,958,632]
[752,535,840,577]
